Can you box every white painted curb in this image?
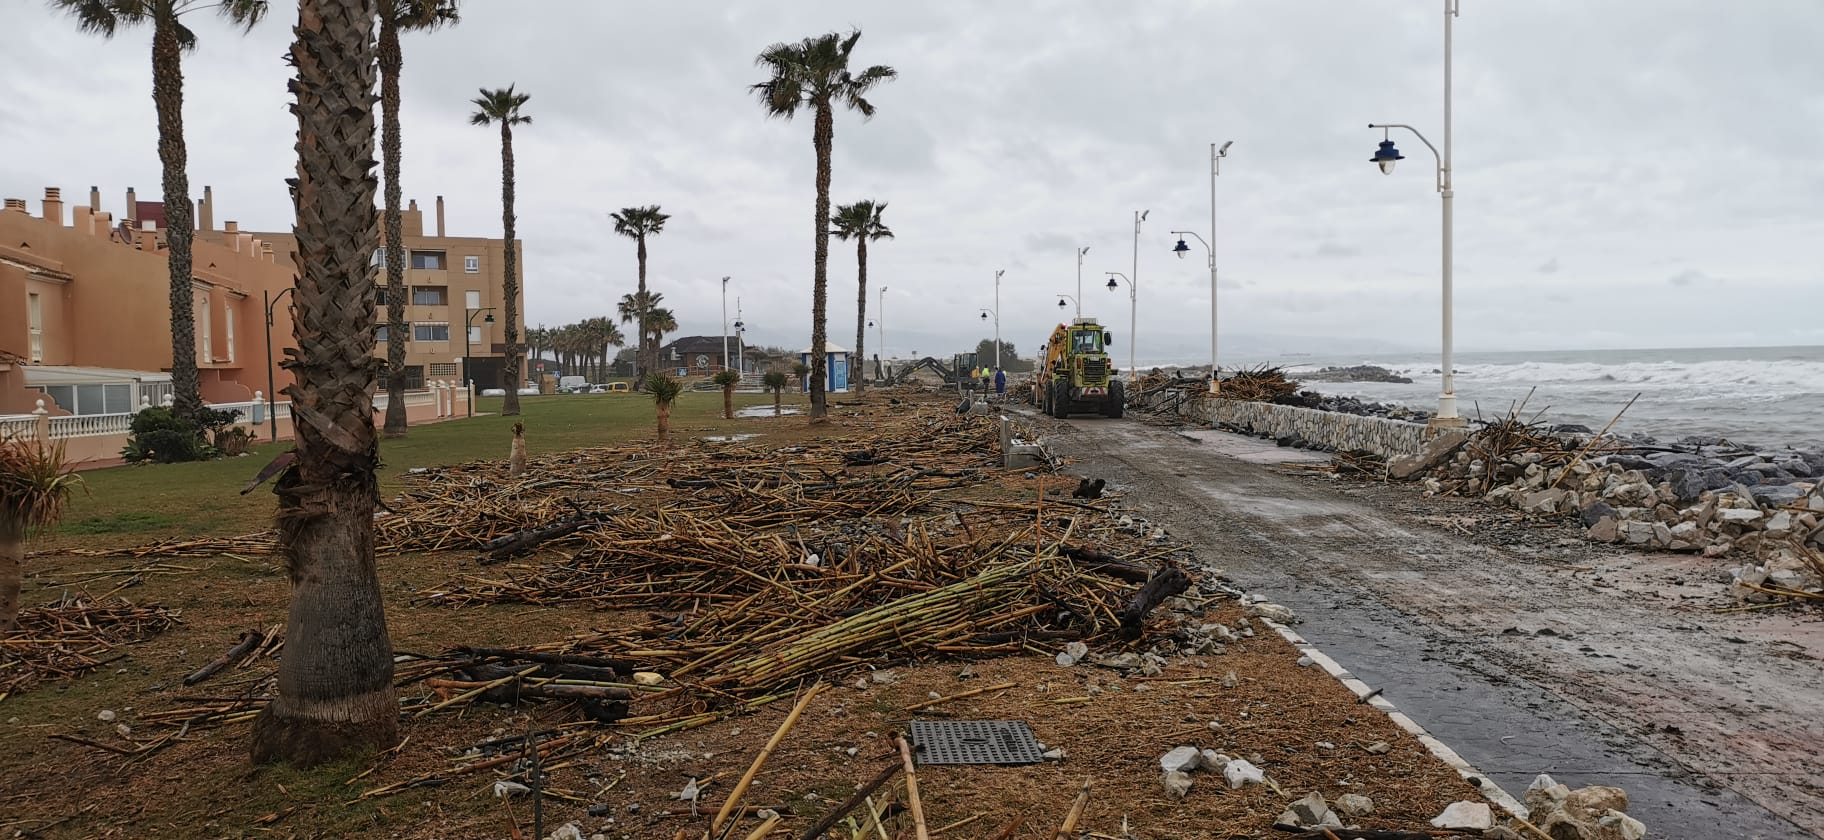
[1259,617,1531,819]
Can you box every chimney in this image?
[125,187,137,223]
[42,188,63,226]
[402,198,423,237]
[2,198,26,214]
[198,185,213,232]
[224,220,239,234]
[435,195,445,237]
[89,185,101,211]
[261,242,275,263]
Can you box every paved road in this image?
[1024,410,1821,840]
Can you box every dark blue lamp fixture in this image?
[1105,276,1119,291]
[1172,238,1191,258]
[1372,139,1405,175]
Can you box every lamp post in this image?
[985,269,1004,371]
[1074,246,1089,317]
[1171,141,1232,394]
[720,276,731,373]
[878,285,888,360]
[1366,0,1461,427]
[261,286,295,442]
[1105,272,1135,383]
[463,306,496,418]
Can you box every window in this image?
[379,365,425,390]
[374,324,389,342]
[37,384,131,416]
[374,285,388,306]
[370,247,386,267]
[469,325,483,344]
[198,294,212,364]
[465,289,481,309]
[413,322,450,341]
[410,250,446,270]
[27,292,42,362]
[464,255,480,273]
[224,307,235,363]
[412,286,448,306]
[429,362,458,377]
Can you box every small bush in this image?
[121,406,242,463]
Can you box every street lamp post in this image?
[1172,140,1232,394]
[1074,246,1089,317]
[1105,272,1135,383]
[261,286,295,442]
[720,276,730,373]
[733,297,746,374]
[986,269,1004,371]
[878,285,888,360]
[1367,0,1461,427]
[463,306,496,419]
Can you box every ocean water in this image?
[1217,345,1824,449]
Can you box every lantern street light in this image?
[1056,293,1079,313]
[1105,271,1135,383]
[1170,139,1232,394]
[877,286,888,360]
[261,286,295,442]
[1365,0,1463,427]
[463,307,496,418]
[720,276,731,374]
[1074,245,1090,317]
[985,269,1004,371]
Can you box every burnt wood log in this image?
[1118,566,1192,640]
[1060,545,1153,584]
[454,646,636,676]
[183,630,262,686]
[479,516,593,563]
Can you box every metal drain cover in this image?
[909,720,1044,766]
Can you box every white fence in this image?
[2,389,443,444]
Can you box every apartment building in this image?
[0,186,296,416]
[222,195,525,393]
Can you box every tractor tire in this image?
[1051,383,1071,419]
[1104,380,1125,418]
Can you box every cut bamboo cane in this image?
[710,683,827,837]
[1052,776,1091,839]
[896,734,930,840]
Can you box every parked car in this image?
[606,382,631,393]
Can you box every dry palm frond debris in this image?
[1220,365,1301,403]
[0,592,178,699]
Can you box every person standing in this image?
[994,368,1006,398]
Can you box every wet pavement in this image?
[1020,410,1819,840]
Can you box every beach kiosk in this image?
[799,341,851,393]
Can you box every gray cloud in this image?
[3,0,1821,360]
[1668,269,1714,287]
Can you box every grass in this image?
[45,391,784,548]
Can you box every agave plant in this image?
[713,369,742,420]
[762,370,788,416]
[0,435,83,632]
[647,372,683,442]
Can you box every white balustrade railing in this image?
[4,388,450,446]
[0,415,37,440]
[47,412,134,439]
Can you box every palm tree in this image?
[589,317,625,382]
[792,361,811,392]
[831,200,892,394]
[642,306,677,372]
[54,0,269,425]
[751,30,896,422]
[378,0,459,438]
[250,0,396,768]
[647,372,682,442]
[469,85,531,416]
[762,370,788,417]
[609,206,669,382]
[713,369,741,420]
[0,437,81,632]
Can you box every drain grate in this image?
[909,720,1045,766]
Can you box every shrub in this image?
[121,406,243,463]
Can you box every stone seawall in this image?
[1182,398,1431,457]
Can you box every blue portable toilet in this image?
[799,342,850,393]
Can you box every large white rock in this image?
[1159,746,1203,774]
[1222,758,1265,789]
[1430,801,1494,830]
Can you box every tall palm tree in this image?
[643,306,678,371]
[609,206,669,383]
[250,0,396,768]
[470,85,531,416]
[54,0,270,425]
[830,200,892,394]
[751,30,895,422]
[378,0,459,437]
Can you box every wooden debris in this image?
[0,592,177,699]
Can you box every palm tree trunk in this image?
[657,402,671,441]
[635,235,650,387]
[499,123,522,416]
[808,101,834,422]
[152,17,202,424]
[251,0,398,769]
[723,384,733,420]
[0,529,21,633]
[379,15,409,438]
[772,388,781,416]
[854,238,867,395]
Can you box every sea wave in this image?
[1377,359,1824,395]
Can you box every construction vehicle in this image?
[1037,318,1122,418]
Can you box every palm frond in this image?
[646,372,683,404]
[390,0,459,32]
[215,0,268,32]
[50,0,126,37]
[470,84,529,126]
[0,434,84,537]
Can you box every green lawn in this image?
[49,391,783,546]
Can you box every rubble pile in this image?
[1275,390,1434,423]
[1297,365,1414,384]
[1405,422,1824,599]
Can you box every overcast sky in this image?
[4,1,1821,364]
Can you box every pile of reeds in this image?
[1,592,178,699]
[1222,365,1301,403]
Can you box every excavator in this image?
[1036,318,1122,419]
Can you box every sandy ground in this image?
[1017,407,1823,840]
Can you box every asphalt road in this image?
[1019,409,1821,840]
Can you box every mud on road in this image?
[1019,408,1823,840]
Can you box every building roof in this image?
[660,335,739,355]
[800,341,850,354]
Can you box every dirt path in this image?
[1022,409,1822,840]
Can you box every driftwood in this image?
[1060,545,1152,584]
[479,515,594,563]
[182,630,262,686]
[453,646,635,675]
[796,761,903,840]
[1118,566,1192,640]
